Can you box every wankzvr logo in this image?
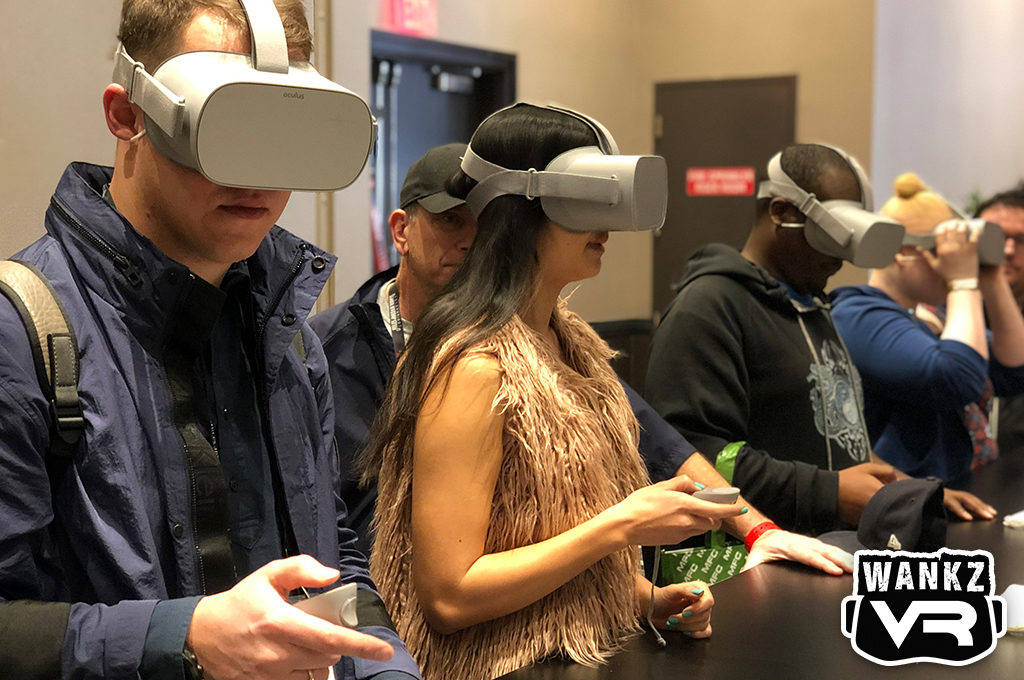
[842,549,1006,666]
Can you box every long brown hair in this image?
[359,104,599,484]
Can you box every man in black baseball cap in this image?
[310,142,473,555]
[399,142,468,214]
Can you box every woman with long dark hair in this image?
[363,103,742,680]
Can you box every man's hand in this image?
[943,488,997,521]
[187,555,393,680]
[743,529,854,575]
[837,462,899,525]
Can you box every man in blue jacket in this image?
[0,2,418,679]
[311,144,857,577]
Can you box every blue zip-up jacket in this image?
[831,284,1024,485]
[310,267,696,557]
[0,163,420,680]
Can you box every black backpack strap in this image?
[0,600,71,680]
[0,260,84,457]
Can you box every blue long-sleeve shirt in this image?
[831,285,1024,485]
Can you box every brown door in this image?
[653,76,796,318]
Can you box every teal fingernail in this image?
[692,588,703,595]
[740,507,749,514]
[682,611,693,618]
[667,617,678,627]
[684,631,693,637]
[695,482,706,489]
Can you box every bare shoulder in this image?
[450,353,503,384]
[422,352,504,416]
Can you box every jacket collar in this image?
[352,264,399,307]
[45,163,335,366]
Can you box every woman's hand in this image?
[744,529,854,575]
[604,475,746,548]
[923,220,979,283]
[646,581,714,638]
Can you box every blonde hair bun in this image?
[880,171,954,233]
[893,172,927,199]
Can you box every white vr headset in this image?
[460,103,667,232]
[903,218,1006,266]
[757,145,905,268]
[112,0,376,191]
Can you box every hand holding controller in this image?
[693,486,740,504]
[294,582,359,627]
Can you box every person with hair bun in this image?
[832,172,1024,497]
[361,104,746,680]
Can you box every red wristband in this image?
[744,521,781,551]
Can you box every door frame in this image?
[371,30,516,107]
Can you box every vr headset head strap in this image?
[757,149,859,248]
[461,144,620,217]
[544,104,619,154]
[238,0,290,73]
[112,44,186,137]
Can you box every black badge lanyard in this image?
[387,283,406,355]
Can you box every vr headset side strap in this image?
[112,45,185,137]
[0,261,84,459]
[757,177,855,249]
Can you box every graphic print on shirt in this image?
[806,339,869,462]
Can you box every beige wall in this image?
[0,1,121,258]
[1,1,875,315]
[872,0,1024,209]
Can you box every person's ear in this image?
[389,209,411,255]
[769,198,796,226]
[103,84,144,141]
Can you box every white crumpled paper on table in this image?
[1002,584,1024,635]
[1003,508,1024,528]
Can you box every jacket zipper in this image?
[183,437,208,595]
[50,196,143,287]
[255,243,308,559]
[256,242,307,342]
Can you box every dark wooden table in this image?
[498,455,1024,680]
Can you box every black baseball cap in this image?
[818,477,948,554]
[399,142,468,213]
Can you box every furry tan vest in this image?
[370,302,650,680]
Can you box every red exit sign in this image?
[382,0,438,37]
[686,166,756,196]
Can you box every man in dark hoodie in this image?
[645,143,991,536]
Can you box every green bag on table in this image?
[658,441,748,586]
